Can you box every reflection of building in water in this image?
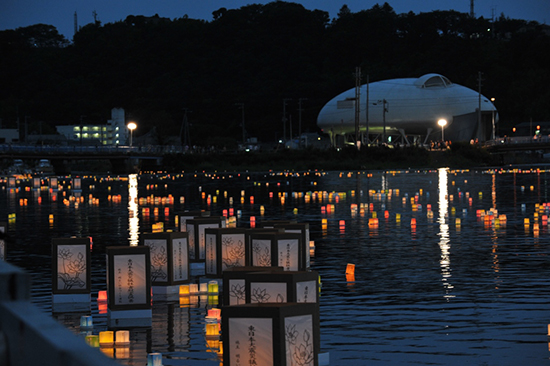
[128,174,139,246]
[438,168,454,299]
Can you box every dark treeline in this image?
[1,1,549,148]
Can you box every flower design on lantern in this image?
[285,324,299,345]
[222,236,245,269]
[57,248,86,290]
[252,243,271,267]
[251,287,271,303]
[149,244,168,281]
[229,283,246,304]
[293,330,314,366]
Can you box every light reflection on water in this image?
[2,168,550,365]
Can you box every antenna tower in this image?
[470,0,475,18]
[74,11,77,36]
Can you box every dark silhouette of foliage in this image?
[0,1,549,144]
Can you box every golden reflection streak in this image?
[128,174,139,246]
[490,173,500,276]
[438,168,454,299]
[491,173,497,210]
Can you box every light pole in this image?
[127,122,137,147]
[438,119,447,142]
[491,97,496,140]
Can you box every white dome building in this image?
[317,74,498,146]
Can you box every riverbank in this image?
[159,143,502,172]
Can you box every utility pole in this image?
[354,67,362,150]
[478,72,483,140]
[298,98,307,147]
[180,108,191,147]
[382,99,388,144]
[235,103,245,145]
[365,74,369,146]
[282,98,291,143]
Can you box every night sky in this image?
[1,0,548,40]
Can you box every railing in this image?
[0,261,119,366]
[0,144,186,155]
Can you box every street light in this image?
[127,122,137,147]
[438,119,447,142]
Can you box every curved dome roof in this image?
[413,73,453,88]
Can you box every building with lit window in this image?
[56,108,129,146]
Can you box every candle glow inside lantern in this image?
[51,237,91,311]
[222,303,320,366]
[80,315,93,329]
[99,331,114,346]
[85,334,100,348]
[249,232,304,271]
[141,232,190,296]
[187,217,225,262]
[204,228,248,278]
[106,246,152,327]
[115,330,130,346]
[147,352,163,366]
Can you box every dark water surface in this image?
[3,168,550,365]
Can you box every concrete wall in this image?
[0,261,119,366]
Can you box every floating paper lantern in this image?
[99,331,114,346]
[51,237,91,310]
[222,303,320,366]
[208,280,219,294]
[273,223,311,270]
[106,246,152,326]
[98,290,107,302]
[346,263,355,275]
[204,228,248,278]
[245,270,320,304]
[179,284,190,296]
[141,232,190,294]
[85,335,100,348]
[115,330,130,346]
[189,283,199,295]
[177,211,210,232]
[205,316,219,336]
[187,217,225,262]
[80,315,93,329]
[222,266,284,306]
[147,352,163,366]
[249,232,305,271]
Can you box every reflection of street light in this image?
[438,119,447,141]
[127,122,137,147]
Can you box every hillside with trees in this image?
[1,1,549,148]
